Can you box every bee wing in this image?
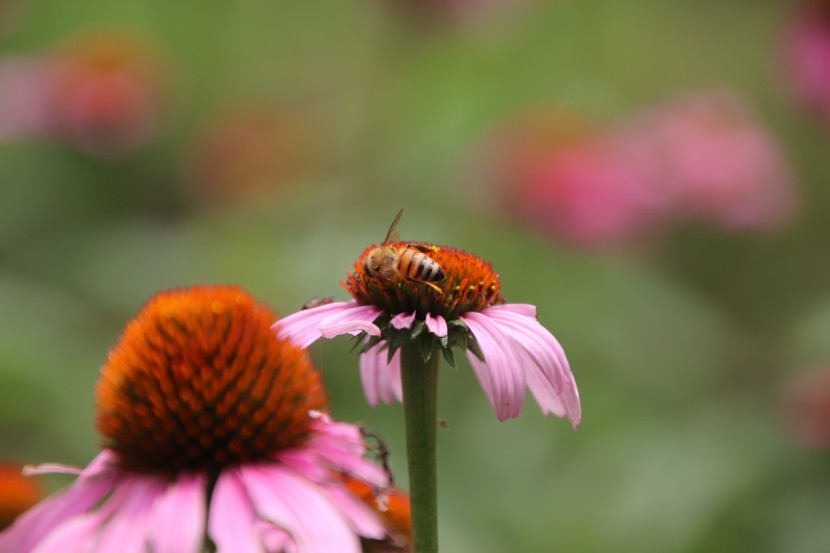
[382,208,404,245]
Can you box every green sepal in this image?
[466,333,486,362]
[411,319,426,339]
[441,346,456,368]
[419,335,435,363]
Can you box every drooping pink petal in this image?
[461,312,527,420]
[0,452,118,553]
[29,512,101,553]
[240,464,362,553]
[255,519,292,552]
[94,476,165,553]
[302,419,389,488]
[484,303,537,318]
[209,469,261,553]
[524,366,566,418]
[320,319,381,340]
[525,367,581,430]
[481,305,581,428]
[483,307,568,393]
[425,313,448,338]
[272,300,382,348]
[149,472,207,553]
[325,487,386,540]
[391,311,416,330]
[359,343,403,407]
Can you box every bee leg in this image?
[423,281,444,296]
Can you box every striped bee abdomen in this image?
[399,248,445,283]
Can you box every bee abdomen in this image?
[403,250,445,283]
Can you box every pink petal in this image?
[94,476,165,553]
[29,513,101,553]
[485,303,537,318]
[325,487,386,540]
[391,311,416,330]
[209,469,261,553]
[303,422,389,488]
[240,465,362,553]
[273,301,382,348]
[461,312,527,420]
[359,344,403,407]
[525,366,566,418]
[483,306,581,428]
[483,307,567,393]
[0,453,117,553]
[149,473,207,553]
[425,313,448,338]
[321,319,381,339]
[255,520,292,551]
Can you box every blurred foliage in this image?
[1,0,829,551]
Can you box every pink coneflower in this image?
[620,91,798,231]
[0,285,394,553]
[478,110,665,249]
[273,218,581,427]
[49,32,167,159]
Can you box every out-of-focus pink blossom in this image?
[486,112,666,249]
[0,32,167,158]
[783,5,830,123]
[783,367,830,449]
[622,92,798,231]
[49,33,167,159]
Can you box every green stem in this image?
[400,342,440,553]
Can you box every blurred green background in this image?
[2,0,830,551]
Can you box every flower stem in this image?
[400,341,440,553]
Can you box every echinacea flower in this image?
[0,463,41,531]
[274,237,581,427]
[619,91,797,231]
[0,285,394,553]
[475,110,665,249]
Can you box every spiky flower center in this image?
[95,285,327,474]
[343,242,503,320]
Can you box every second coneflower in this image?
[273,210,581,426]
[274,210,581,553]
[0,285,397,553]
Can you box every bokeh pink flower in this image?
[621,92,798,231]
[0,31,167,158]
[482,92,798,249]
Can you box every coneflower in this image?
[273,211,580,553]
[0,285,395,553]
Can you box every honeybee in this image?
[301,296,335,310]
[363,209,445,295]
